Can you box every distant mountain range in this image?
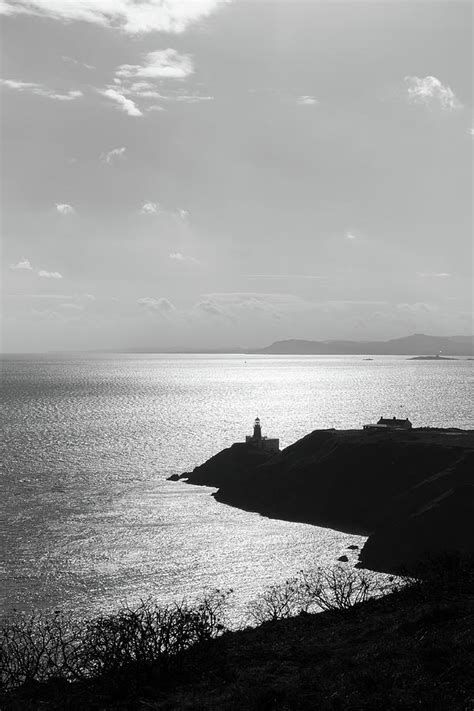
[255,333,473,356]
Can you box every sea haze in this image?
[1,354,472,619]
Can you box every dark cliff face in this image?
[179,442,275,488]
[180,429,474,573]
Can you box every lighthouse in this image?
[245,417,280,453]
[253,417,262,440]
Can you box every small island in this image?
[409,354,458,360]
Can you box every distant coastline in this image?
[98,333,473,357]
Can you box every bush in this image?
[0,590,231,692]
[247,566,398,624]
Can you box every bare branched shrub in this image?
[0,611,83,690]
[247,566,399,624]
[246,577,309,624]
[0,590,231,692]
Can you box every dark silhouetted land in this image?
[3,571,473,710]
[178,428,474,574]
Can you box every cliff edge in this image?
[178,428,474,573]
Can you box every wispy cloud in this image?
[345,231,357,240]
[99,88,143,117]
[9,258,33,271]
[56,203,75,215]
[61,55,95,70]
[404,76,462,111]
[0,0,229,35]
[103,50,215,113]
[417,272,452,278]
[1,78,83,101]
[296,95,319,106]
[117,49,193,80]
[169,252,200,264]
[38,270,63,279]
[100,146,126,164]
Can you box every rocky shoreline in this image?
[171,428,474,574]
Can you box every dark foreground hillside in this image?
[3,577,473,710]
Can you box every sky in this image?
[1,0,472,352]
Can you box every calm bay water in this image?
[0,354,472,619]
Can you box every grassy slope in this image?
[4,582,473,710]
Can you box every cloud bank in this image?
[0,0,229,34]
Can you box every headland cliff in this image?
[175,428,474,574]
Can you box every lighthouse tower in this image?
[253,417,262,440]
[245,417,279,453]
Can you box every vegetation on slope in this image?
[1,559,473,710]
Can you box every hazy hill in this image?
[257,333,473,356]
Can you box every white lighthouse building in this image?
[245,417,280,453]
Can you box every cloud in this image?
[178,209,189,219]
[117,49,193,80]
[296,95,319,106]
[101,146,126,164]
[56,203,75,214]
[99,88,143,117]
[140,201,160,214]
[61,55,95,70]
[193,299,229,319]
[417,272,451,278]
[193,292,312,322]
[138,296,176,316]
[9,258,33,270]
[404,76,462,111]
[169,252,200,264]
[345,231,357,240]
[1,78,83,101]
[0,0,229,34]
[79,293,96,302]
[38,270,63,279]
[60,302,83,311]
[172,94,213,103]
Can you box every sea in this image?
[1,354,472,622]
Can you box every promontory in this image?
[173,427,474,574]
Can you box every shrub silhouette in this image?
[0,590,231,691]
[247,565,398,624]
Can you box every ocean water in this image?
[0,354,472,620]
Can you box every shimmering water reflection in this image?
[1,354,471,618]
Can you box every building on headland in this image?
[363,416,412,431]
[245,417,280,452]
